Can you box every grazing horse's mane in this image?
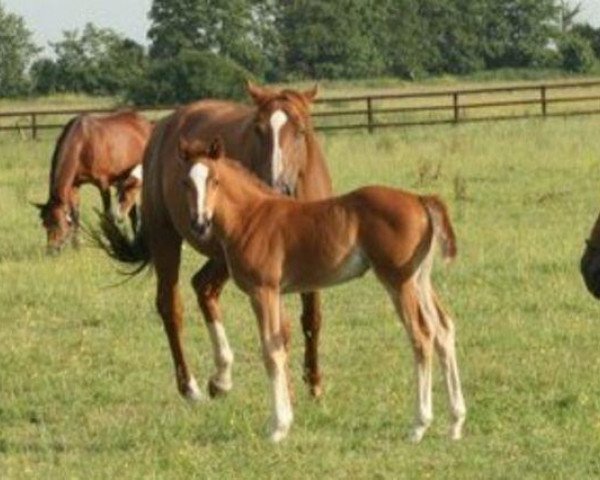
[48,116,79,202]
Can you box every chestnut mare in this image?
[96,83,332,402]
[34,110,152,254]
[172,138,466,442]
[581,211,600,297]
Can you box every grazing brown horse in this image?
[34,111,152,253]
[172,137,466,442]
[97,83,332,402]
[581,211,600,297]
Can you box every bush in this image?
[126,49,252,106]
[558,33,596,73]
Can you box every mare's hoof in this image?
[182,376,203,403]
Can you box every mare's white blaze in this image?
[188,163,209,217]
[270,110,288,184]
[130,164,143,181]
[207,321,234,391]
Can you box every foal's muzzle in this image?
[191,216,212,239]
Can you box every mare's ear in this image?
[30,201,45,211]
[246,80,268,105]
[303,84,319,103]
[207,137,225,161]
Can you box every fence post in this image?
[541,86,547,116]
[367,97,374,133]
[453,93,460,123]
[31,113,38,140]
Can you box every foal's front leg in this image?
[191,260,233,397]
[251,288,293,442]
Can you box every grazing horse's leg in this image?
[300,292,323,398]
[70,186,81,249]
[100,186,112,217]
[388,279,435,443]
[432,293,466,440]
[153,231,201,402]
[191,259,234,398]
[251,288,293,442]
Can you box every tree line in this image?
[1,0,599,103]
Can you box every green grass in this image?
[2,102,600,478]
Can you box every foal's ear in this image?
[30,201,45,211]
[178,137,205,163]
[207,137,225,160]
[303,84,319,103]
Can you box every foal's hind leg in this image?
[300,292,324,398]
[431,292,466,440]
[388,281,435,443]
[191,259,234,398]
[153,231,201,402]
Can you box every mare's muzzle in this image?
[580,241,600,299]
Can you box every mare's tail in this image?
[86,211,151,275]
[420,195,457,262]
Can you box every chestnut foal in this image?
[179,138,466,443]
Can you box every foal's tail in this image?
[420,195,457,262]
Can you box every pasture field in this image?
[2,106,600,478]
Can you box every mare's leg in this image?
[431,292,466,440]
[153,230,201,402]
[387,280,435,443]
[300,291,323,398]
[251,288,293,442]
[191,259,233,398]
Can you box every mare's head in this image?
[33,199,73,254]
[246,81,318,195]
[178,137,226,240]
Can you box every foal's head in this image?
[178,137,226,239]
[246,81,318,195]
[33,199,73,254]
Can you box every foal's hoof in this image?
[408,425,429,444]
[309,383,323,400]
[269,425,291,443]
[207,378,231,399]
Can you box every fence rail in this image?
[2,79,600,139]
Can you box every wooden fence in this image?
[2,79,600,139]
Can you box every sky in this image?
[4,0,600,56]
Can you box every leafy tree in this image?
[558,32,595,72]
[126,49,251,105]
[0,1,39,97]
[35,23,147,96]
[148,0,280,78]
[572,23,600,59]
[279,0,385,79]
[481,0,559,68]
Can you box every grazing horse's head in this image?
[246,81,318,195]
[33,199,73,254]
[178,137,225,240]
